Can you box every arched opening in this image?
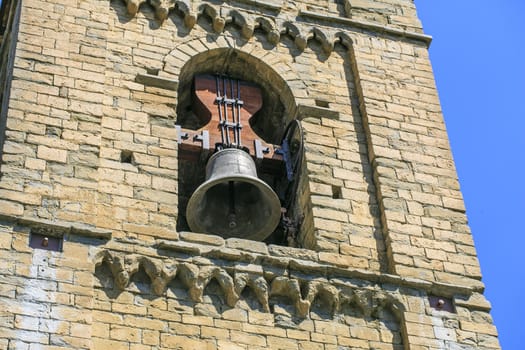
[174,48,304,244]
[175,48,295,144]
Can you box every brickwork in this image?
[0,0,500,349]
[0,220,499,349]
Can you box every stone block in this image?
[460,320,498,336]
[0,200,24,216]
[180,232,224,246]
[37,145,67,163]
[226,238,268,255]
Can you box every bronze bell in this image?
[186,148,281,241]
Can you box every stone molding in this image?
[90,232,487,307]
[114,0,431,51]
[95,248,406,320]
[94,241,492,322]
[0,213,483,299]
[0,213,112,240]
[299,10,432,47]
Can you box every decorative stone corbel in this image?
[227,9,254,40]
[196,266,238,307]
[177,262,201,302]
[270,276,310,318]
[199,4,224,33]
[123,0,147,16]
[235,273,270,312]
[304,279,340,317]
[94,249,406,321]
[282,22,307,51]
[255,17,280,45]
[94,250,132,290]
[141,258,178,295]
[149,0,175,22]
[310,27,334,54]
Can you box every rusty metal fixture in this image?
[29,232,62,252]
[429,295,455,313]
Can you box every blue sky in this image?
[415,1,525,349]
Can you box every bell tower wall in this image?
[0,0,500,349]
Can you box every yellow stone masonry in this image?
[0,0,499,349]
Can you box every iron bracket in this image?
[193,130,210,150]
[254,139,270,161]
[175,125,189,144]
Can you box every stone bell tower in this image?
[0,0,500,349]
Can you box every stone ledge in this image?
[135,73,179,90]
[94,248,405,319]
[0,214,112,240]
[235,0,282,12]
[94,245,487,321]
[226,238,269,255]
[148,238,479,296]
[0,212,481,297]
[179,231,225,246]
[296,104,340,120]
[299,10,433,47]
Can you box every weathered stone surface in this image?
[180,231,225,246]
[226,238,268,255]
[0,0,498,348]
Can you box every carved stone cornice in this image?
[152,237,482,296]
[95,248,406,319]
[90,232,490,318]
[112,0,432,55]
[299,10,432,47]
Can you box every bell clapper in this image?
[228,180,237,228]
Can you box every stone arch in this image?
[164,41,301,141]
[163,37,308,239]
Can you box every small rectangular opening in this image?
[121,150,133,164]
[331,185,342,199]
[428,295,455,313]
[29,231,63,252]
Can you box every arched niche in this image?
[175,47,297,144]
[173,47,303,244]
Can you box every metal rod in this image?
[230,78,236,146]
[236,79,242,147]
[216,75,225,146]
[222,77,231,146]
